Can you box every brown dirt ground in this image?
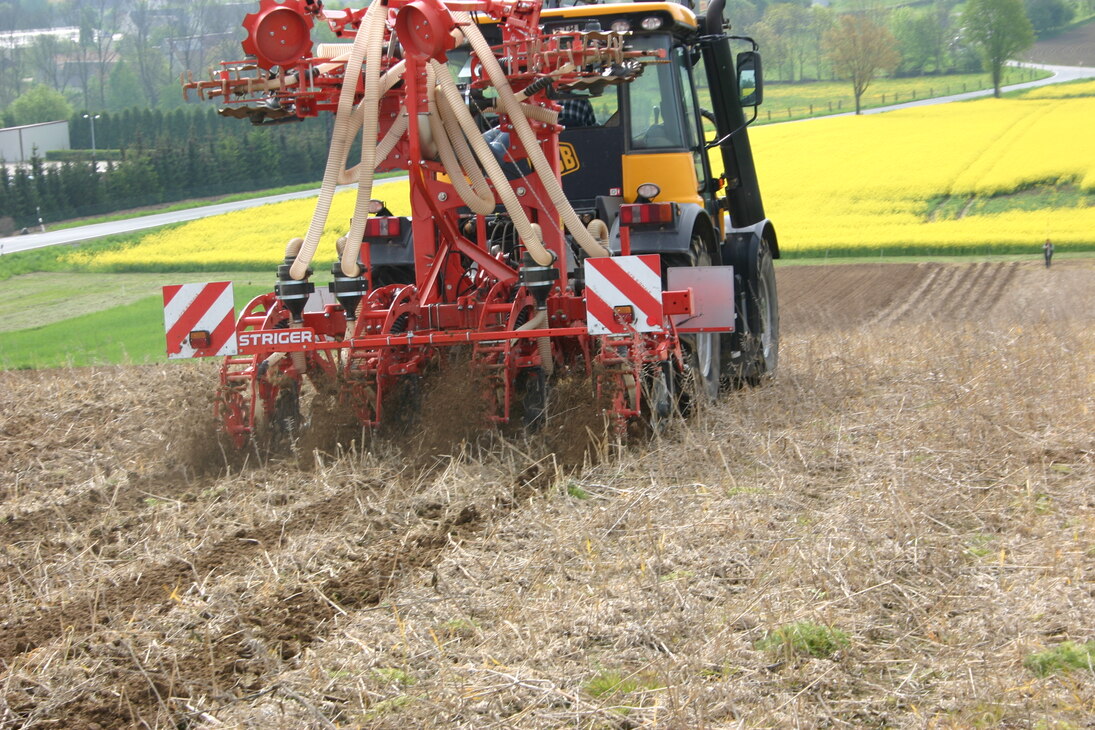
[1,259,1093,728]
[1024,19,1095,66]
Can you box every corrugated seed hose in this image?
[337,0,389,279]
[587,218,609,249]
[430,58,553,266]
[338,61,409,184]
[293,6,610,283]
[430,69,496,215]
[515,309,554,376]
[290,0,385,281]
[455,14,610,259]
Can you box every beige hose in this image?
[430,59,553,267]
[290,0,385,281]
[339,1,390,278]
[283,236,304,259]
[315,43,354,58]
[457,15,610,259]
[339,106,409,185]
[587,218,609,248]
[343,61,408,133]
[538,335,554,376]
[431,85,496,215]
[336,61,409,185]
[513,310,554,377]
[479,101,559,125]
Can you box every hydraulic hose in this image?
[430,59,553,267]
[457,15,610,259]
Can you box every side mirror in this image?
[736,51,763,107]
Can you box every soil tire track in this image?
[0,488,371,661]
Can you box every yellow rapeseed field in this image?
[1020,79,1095,99]
[73,90,1093,267]
[750,94,1095,253]
[71,180,413,271]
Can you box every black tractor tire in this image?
[722,232,779,387]
[666,232,720,412]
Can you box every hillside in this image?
[1025,18,1095,66]
[1,259,1093,727]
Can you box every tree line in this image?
[740,0,1084,82]
[0,0,268,113]
[0,109,336,229]
[3,0,1087,116]
[750,0,1053,112]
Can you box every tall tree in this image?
[107,59,142,111]
[85,0,122,109]
[928,0,960,73]
[808,6,835,81]
[26,34,73,93]
[962,0,1034,98]
[9,84,74,125]
[755,3,811,81]
[127,0,170,107]
[825,13,901,114]
[65,1,97,110]
[891,7,936,75]
[167,0,218,78]
[1024,0,1074,33]
[0,0,25,107]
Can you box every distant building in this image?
[0,120,70,163]
[0,27,81,50]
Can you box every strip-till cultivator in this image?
[163,0,780,447]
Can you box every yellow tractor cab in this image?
[542,0,780,387]
[379,0,777,389]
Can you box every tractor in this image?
[163,0,779,446]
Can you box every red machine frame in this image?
[178,0,710,446]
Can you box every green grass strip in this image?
[0,284,271,370]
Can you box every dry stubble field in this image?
[1,260,1093,729]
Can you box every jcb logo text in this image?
[559,142,580,176]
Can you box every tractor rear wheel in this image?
[723,232,779,387]
[668,233,720,413]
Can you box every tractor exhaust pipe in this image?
[704,0,726,35]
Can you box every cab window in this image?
[626,35,686,150]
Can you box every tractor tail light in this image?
[620,202,676,227]
[613,305,635,324]
[364,216,402,238]
[188,330,213,349]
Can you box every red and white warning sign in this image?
[162,281,238,359]
[584,254,665,335]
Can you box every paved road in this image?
[3,61,1093,256]
[862,62,1095,115]
[0,184,378,256]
